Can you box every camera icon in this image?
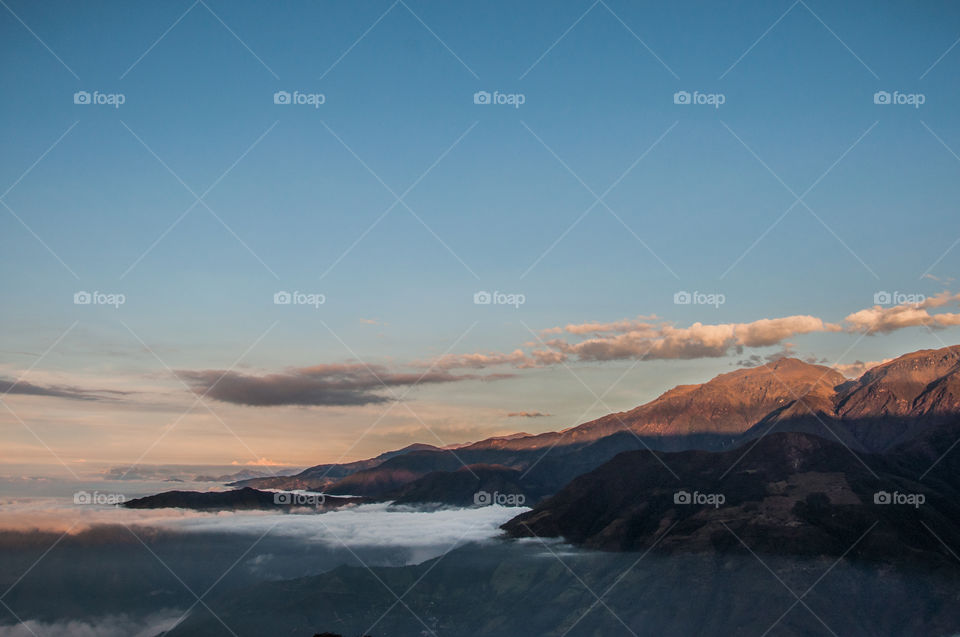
[873,291,891,305]
[673,91,691,105]
[274,90,291,105]
[473,91,491,105]
[473,290,492,305]
[273,492,293,505]
[74,291,92,305]
[873,91,891,105]
[673,291,691,305]
[874,491,891,504]
[274,291,292,305]
[73,490,92,504]
[674,490,691,505]
[73,91,91,105]
[473,490,492,506]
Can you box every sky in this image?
[2,0,960,471]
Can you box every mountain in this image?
[835,345,960,448]
[502,430,960,563]
[453,357,844,454]
[192,468,300,482]
[123,487,366,511]
[386,464,552,506]
[840,346,960,418]
[235,358,848,498]
[233,346,960,502]
[323,449,469,496]
[480,347,960,456]
[232,443,443,491]
[137,345,960,637]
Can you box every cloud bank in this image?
[0,497,525,551]
[0,611,184,637]
[844,292,960,334]
[0,378,127,401]
[9,293,960,409]
[179,363,500,407]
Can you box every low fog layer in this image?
[0,498,525,550]
[0,610,183,637]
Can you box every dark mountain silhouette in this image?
[321,449,469,496]
[386,464,552,506]
[502,429,960,564]
[123,487,365,511]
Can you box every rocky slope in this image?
[502,429,960,563]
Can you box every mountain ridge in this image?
[236,345,960,502]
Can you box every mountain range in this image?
[127,343,960,636]
[124,344,960,564]
[230,345,960,505]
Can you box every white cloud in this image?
[0,498,525,552]
[153,502,524,550]
[0,610,183,637]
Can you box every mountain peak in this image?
[836,344,960,441]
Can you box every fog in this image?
[0,492,528,636]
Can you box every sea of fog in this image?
[0,475,530,636]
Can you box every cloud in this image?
[155,502,525,550]
[0,378,128,401]
[0,497,524,553]
[231,457,286,467]
[10,293,960,413]
[734,316,841,347]
[0,611,184,637]
[428,349,531,369]
[922,274,955,285]
[562,315,659,335]
[844,292,960,334]
[832,359,893,378]
[506,411,551,418]
[541,315,838,362]
[178,364,497,407]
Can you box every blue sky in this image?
[2,0,960,467]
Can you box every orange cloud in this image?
[844,292,960,334]
[562,315,659,335]
[231,457,287,466]
[541,315,838,362]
